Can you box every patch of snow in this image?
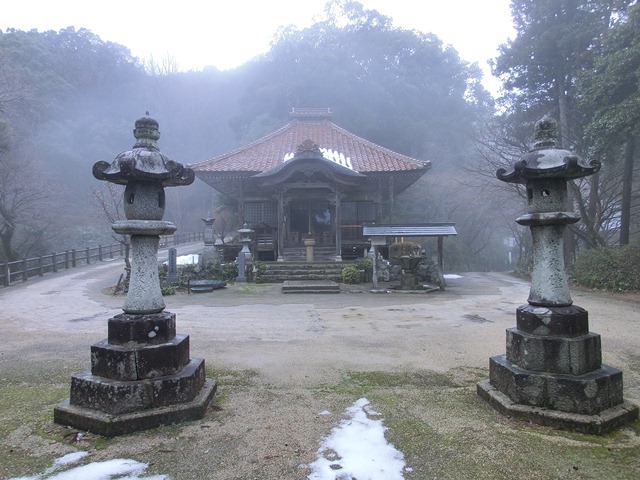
[54,452,88,466]
[177,254,199,265]
[320,148,353,170]
[283,149,354,170]
[9,452,169,480]
[317,410,332,416]
[443,274,463,279]
[164,254,199,266]
[307,398,407,480]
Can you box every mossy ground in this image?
[2,366,638,479]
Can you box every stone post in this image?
[305,237,316,262]
[163,247,180,287]
[477,116,638,434]
[54,114,216,436]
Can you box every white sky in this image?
[1,0,515,95]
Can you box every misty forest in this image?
[1,0,639,279]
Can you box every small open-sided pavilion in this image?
[363,223,457,289]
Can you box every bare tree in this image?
[0,121,54,261]
[91,183,131,291]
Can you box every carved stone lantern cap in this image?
[497,115,600,184]
[92,113,195,187]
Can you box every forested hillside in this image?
[1,0,638,272]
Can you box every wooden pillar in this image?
[437,235,445,291]
[372,245,378,289]
[334,191,342,261]
[389,176,395,223]
[277,192,284,261]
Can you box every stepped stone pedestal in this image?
[55,312,216,436]
[477,116,638,434]
[54,114,216,436]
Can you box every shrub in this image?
[352,258,373,282]
[161,285,176,296]
[247,260,268,283]
[341,265,362,284]
[571,245,640,292]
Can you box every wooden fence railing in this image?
[1,231,203,287]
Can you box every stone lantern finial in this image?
[533,115,558,149]
[132,112,161,148]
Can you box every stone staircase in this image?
[281,245,338,261]
[259,261,347,283]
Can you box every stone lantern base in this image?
[54,312,216,437]
[477,304,638,434]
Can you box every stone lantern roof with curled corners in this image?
[92,113,194,187]
[496,115,600,184]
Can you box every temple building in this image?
[190,108,431,261]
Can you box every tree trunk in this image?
[619,137,635,245]
[556,76,577,266]
[0,225,17,261]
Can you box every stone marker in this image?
[54,114,216,436]
[477,116,638,434]
[163,247,180,287]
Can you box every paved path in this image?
[2,256,638,395]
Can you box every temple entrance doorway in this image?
[288,200,334,246]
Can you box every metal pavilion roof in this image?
[362,223,458,237]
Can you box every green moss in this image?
[346,370,462,388]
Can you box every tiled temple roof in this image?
[190,112,430,175]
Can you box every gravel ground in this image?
[1,250,639,479]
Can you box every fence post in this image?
[65,251,69,269]
[52,252,57,273]
[99,245,103,262]
[38,255,44,276]
[109,244,114,259]
[22,257,28,281]
[72,249,77,268]
[3,262,9,286]
[86,247,91,265]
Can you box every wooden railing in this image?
[1,231,203,287]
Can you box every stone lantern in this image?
[236,223,254,282]
[477,116,638,434]
[54,114,217,436]
[201,217,218,266]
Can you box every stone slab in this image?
[477,379,638,435]
[54,378,216,437]
[506,328,602,375]
[489,355,623,415]
[69,357,206,415]
[91,334,190,381]
[108,312,176,345]
[282,280,340,294]
[516,304,589,337]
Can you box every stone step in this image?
[260,261,346,283]
[281,280,341,294]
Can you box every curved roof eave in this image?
[189,118,431,174]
